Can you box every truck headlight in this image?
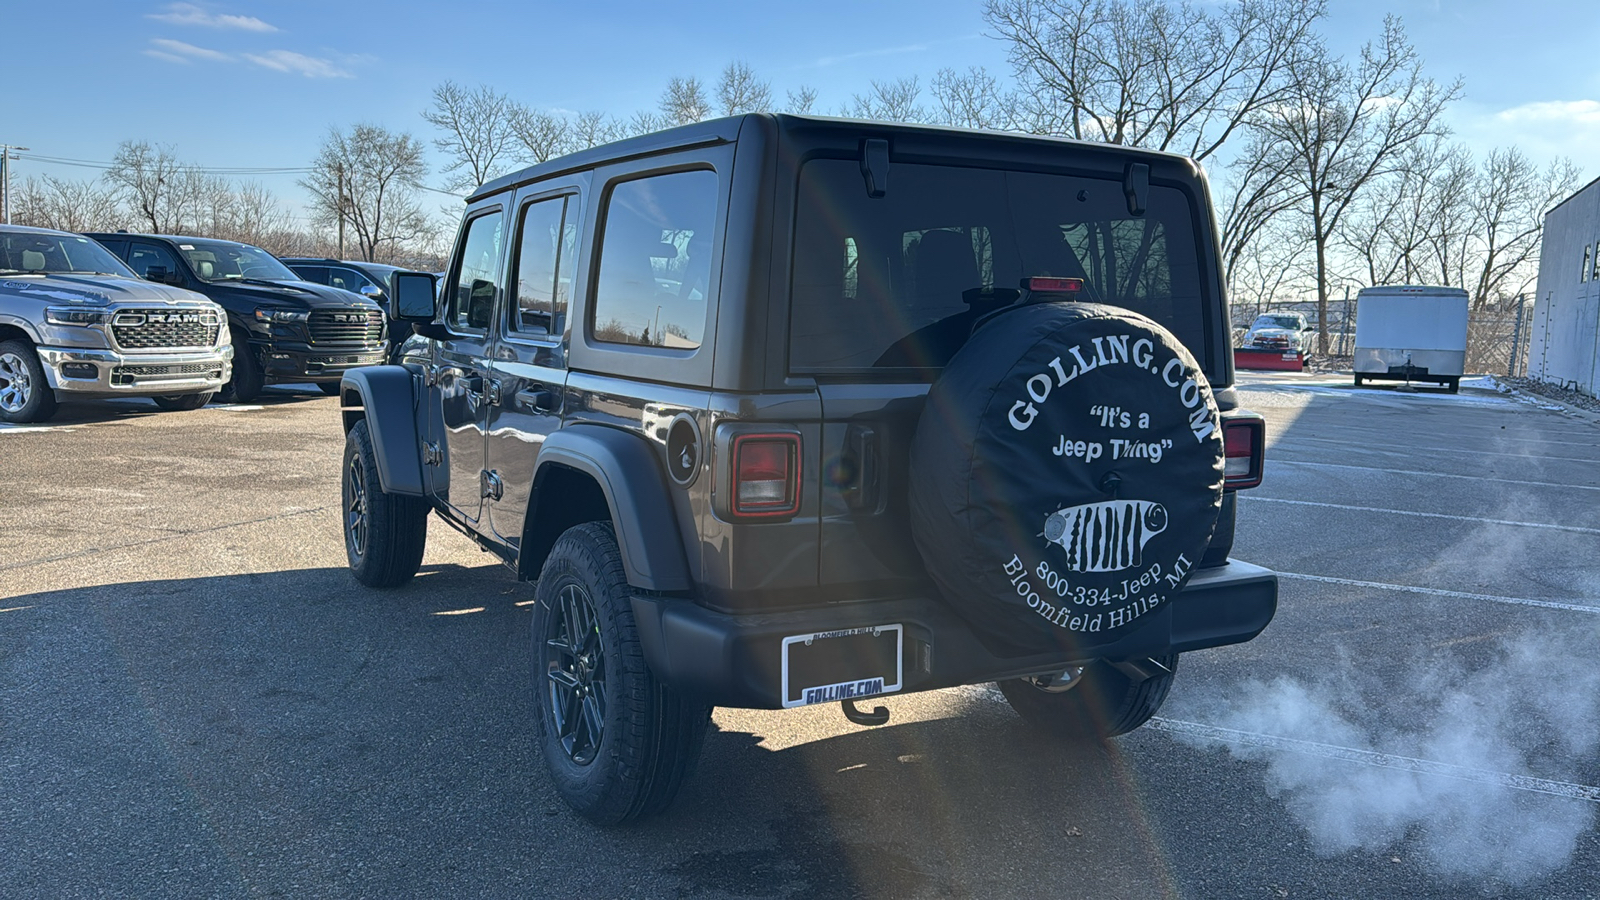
[46,307,110,326]
[255,308,309,324]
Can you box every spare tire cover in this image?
[909,301,1224,652]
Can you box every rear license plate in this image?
[781,624,903,709]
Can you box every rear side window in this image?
[448,211,505,332]
[591,170,718,350]
[790,160,1207,375]
[511,195,580,337]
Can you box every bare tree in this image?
[717,61,772,115]
[105,141,189,233]
[421,81,522,192]
[660,76,712,126]
[11,175,126,233]
[847,77,927,122]
[302,124,431,262]
[931,66,1018,130]
[570,110,626,149]
[984,0,1327,160]
[1465,149,1582,307]
[786,86,819,115]
[510,105,572,164]
[1249,16,1460,352]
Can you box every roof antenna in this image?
[860,138,889,199]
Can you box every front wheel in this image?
[151,392,214,411]
[533,522,710,825]
[0,340,58,424]
[217,333,264,403]
[342,419,429,587]
[999,654,1178,739]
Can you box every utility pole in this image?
[0,144,30,225]
[336,163,346,259]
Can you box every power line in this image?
[14,151,313,176]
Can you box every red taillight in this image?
[1223,415,1265,490]
[732,434,800,517]
[1022,276,1085,294]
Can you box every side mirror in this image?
[359,284,384,300]
[144,265,181,286]
[389,271,438,322]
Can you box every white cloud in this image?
[801,33,982,69]
[243,50,352,79]
[1447,99,1600,181]
[148,37,231,62]
[147,2,277,32]
[1494,99,1600,126]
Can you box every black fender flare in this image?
[532,424,691,592]
[339,365,425,496]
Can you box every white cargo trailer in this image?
[1353,285,1470,392]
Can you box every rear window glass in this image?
[591,170,718,350]
[790,160,1209,375]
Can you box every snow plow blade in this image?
[1233,348,1305,371]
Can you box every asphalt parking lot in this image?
[4,374,1599,899]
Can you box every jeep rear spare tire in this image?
[910,301,1224,653]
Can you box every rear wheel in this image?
[533,522,710,824]
[342,419,429,587]
[0,340,57,424]
[999,654,1178,739]
[1445,377,1460,394]
[151,392,214,411]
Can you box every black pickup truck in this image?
[87,233,386,401]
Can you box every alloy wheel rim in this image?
[345,455,368,558]
[544,582,606,766]
[0,352,31,413]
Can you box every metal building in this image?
[1531,176,1600,397]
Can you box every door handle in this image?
[517,386,559,412]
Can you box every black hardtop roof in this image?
[467,113,1199,202]
[281,257,410,272]
[84,232,265,250]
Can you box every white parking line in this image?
[0,424,77,434]
[1269,459,1600,492]
[1144,718,1600,803]
[1276,435,1600,465]
[1278,571,1600,614]
[1244,497,1600,536]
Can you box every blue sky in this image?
[6,0,1599,221]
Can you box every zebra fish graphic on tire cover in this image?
[1043,500,1168,572]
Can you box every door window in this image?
[328,267,377,294]
[294,265,329,285]
[510,196,582,337]
[591,170,718,350]
[129,242,182,281]
[448,211,506,332]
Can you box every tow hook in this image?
[841,698,891,726]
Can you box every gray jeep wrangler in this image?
[338,115,1277,824]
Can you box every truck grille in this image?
[111,363,225,385]
[308,309,384,345]
[111,309,221,350]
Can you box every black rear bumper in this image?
[632,559,1277,709]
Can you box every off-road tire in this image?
[318,382,341,396]
[151,392,214,411]
[999,653,1178,739]
[0,340,57,424]
[533,522,710,825]
[217,332,263,403]
[342,419,428,588]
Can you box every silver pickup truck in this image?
[0,225,233,423]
